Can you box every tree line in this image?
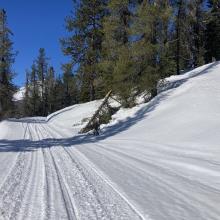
[22,49,78,117]
[0,0,220,119]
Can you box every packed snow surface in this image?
[1,62,220,220]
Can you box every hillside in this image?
[13,87,26,102]
[0,62,220,220]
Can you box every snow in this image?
[47,100,103,134]
[13,87,25,101]
[158,62,215,93]
[1,62,220,219]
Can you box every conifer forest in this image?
[0,0,220,119]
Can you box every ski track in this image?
[34,124,77,220]
[16,123,45,220]
[38,123,145,220]
[0,123,33,220]
[1,63,220,220]
[1,120,145,220]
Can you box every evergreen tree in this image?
[23,51,53,117]
[172,0,206,73]
[22,70,31,116]
[47,66,57,114]
[173,0,189,74]
[205,0,220,62]
[101,0,174,105]
[188,0,206,67]
[23,64,41,116]
[153,0,176,83]
[53,76,65,110]
[132,0,175,97]
[101,0,135,107]
[62,63,78,106]
[0,9,16,119]
[36,48,49,115]
[30,63,41,115]
[61,0,107,102]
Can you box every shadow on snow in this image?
[0,62,219,153]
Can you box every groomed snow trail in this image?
[37,123,144,220]
[0,121,144,220]
[1,62,220,220]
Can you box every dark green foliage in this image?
[29,64,41,115]
[61,0,107,102]
[132,0,175,97]
[52,76,66,111]
[205,0,220,62]
[22,50,79,117]
[22,51,49,117]
[23,65,41,116]
[172,0,206,74]
[100,0,175,106]
[62,63,78,106]
[188,0,206,67]
[47,67,57,114]
[99,104,119,125]
[0,9,16,119]
[100,0,136,107]
[36,48,49,115]
[23,49,50,116]
[2,1,216,118]
[22,71,31,116]
[173,0,189,74]
[85,104,119,134]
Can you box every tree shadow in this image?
[0,90,169,153]
[1,62,219,153]
[0,88,177,153]
[7,118,47,124]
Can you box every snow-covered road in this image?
[1,62,220,220]
[0,121,144,220]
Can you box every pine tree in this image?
[61,0,107,102]
[100,0,136,107]
[173,0,189,74]
[53,76,65,111]
[22,70,31,116]
[23,63,41,116]
[172,0,206,73]
[132,0,175,97]
[23,54,52,117]
[101,0,175,106]
[62,63,78,106]
[188,0,206,67]
[29,63,41,115]
[36,48,49,115]
[205,0,220,62]
[0,9,16,119]
[47,66,56,114]
[158,1,176,77]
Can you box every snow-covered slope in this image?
[13,86,25,101]
[0,62,220,220]
[47,99,103,134]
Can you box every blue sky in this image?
[1,0,73,86]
